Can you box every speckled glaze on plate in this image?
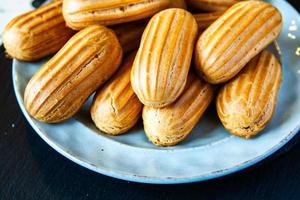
[12,0,300,184]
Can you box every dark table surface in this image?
[1,1,300,200]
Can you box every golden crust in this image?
[91,52,143,135]
[131,8,198,108]
[216,50,282,138]
[24,25,123,123]
[194,1,282,84]
[112,20,147,54]
[63,0,170,30]
[2,1,75,61]
[143,73,215,146]
[186,0,240,11]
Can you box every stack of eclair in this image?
[2,0,282,146]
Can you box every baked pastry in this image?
[24,25,122,123]
[143,73,215,146]
[216,50,282,138]
[2,0,74,61]
[91,52,143,135]
[131,8,198,107]
[63,0,170,30]
[194,1,282,84]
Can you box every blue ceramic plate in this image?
[13,0,300,184]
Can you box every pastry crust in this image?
[143,73,215,146]
[62,0,170,30]
[131,8,198,108]
[216,50,282,138]
[2,0,75,61]
[194,1,282,84]
[91,52,143,135]
[24,25,122,123]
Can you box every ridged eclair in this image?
[2,0,75,61]
[143,73,215,146]
[24,25,122,123]
[131,8,198,108]
[216,50,282,138]
[193,11,223,32]
[112,20,147,54]
[194,1,282,84]
[91,52,143,135]
[62,0,170,30]
[186,0,240,11]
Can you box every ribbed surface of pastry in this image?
[24,25,123,123]
[63,0,170,30]
[216,50,282,138]
[91,52,142,135]
[194,1,282,84]
[131,8,198,108]
[143,73,215,146]
[112,20,147,53]
[2,1,75,61]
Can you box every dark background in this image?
[1,1,299,199]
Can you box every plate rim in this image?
[12,72,300,184]
[11,0,300,184]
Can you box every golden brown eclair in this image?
[186,0,240,11]
[62,0,170,30]
[91,52,143,135]
[112,20,147,54]
[131,8,198,108]
[169,0,187,9]
[2,1,75,61]
[194,1,282,84]
[143,73,215,146]
[24,25,122,123]
[216,50,282,138]
[193,11,223,32]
